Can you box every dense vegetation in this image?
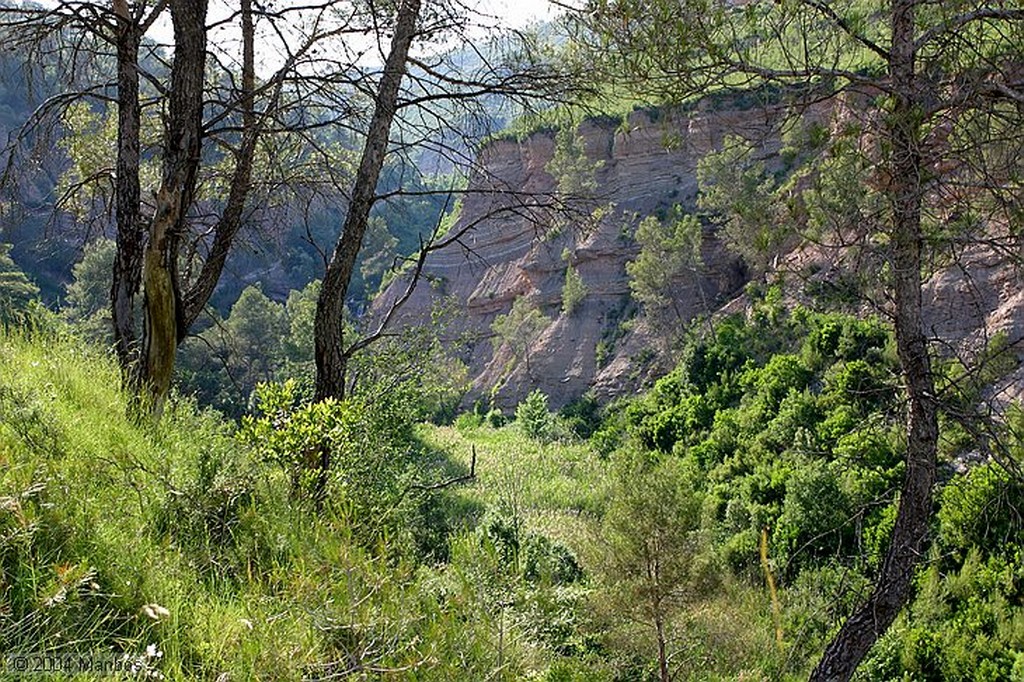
[2,277,1021,679]
[1,0,1022,678]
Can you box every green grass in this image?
[0,330,491,680]
[5,318,1012,681]
[419,421,808,680]
[420,422,611,559]
[0,330,310,678]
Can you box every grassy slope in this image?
[421,422,794,681]
[0,328,790,680]
[6,321,1017,681]
[0,330,445,680]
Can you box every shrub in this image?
[743,353,812,413]
[486,407,506,428]
[938,462,1024,560]
[562,262,587,316]
[523,534,584,585]
[824,358,894,412]
[517,390,553,441]
[0,243,41,327]
[559,393,602,440]
[454,410,485,431]
[773,460,852,572]
[238,380,418,548]
[153,442,274,584]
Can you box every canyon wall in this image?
[375,102,774,408]
[376,98,1024,411]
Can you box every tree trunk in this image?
[810,1,938,678]
[141,0,207,414]
[111,0,144,384]
[656,613,669,682]
[313,0,422,402]
[180,0,257,335]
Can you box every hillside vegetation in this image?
[2,291,1021,679]
[1,0,1022,677]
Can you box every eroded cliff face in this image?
[375,96,1024,412]
[921,240,1024,408]
[375,104,776,409]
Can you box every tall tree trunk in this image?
[313,0,421,402]
[810,1,938,678]
[180,0,257,335]
[141,0,207,414]
[111,0,144,384]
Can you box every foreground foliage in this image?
[1,295,1021,679]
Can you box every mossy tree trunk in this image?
[140,0,207,415]
[107,0,265,415]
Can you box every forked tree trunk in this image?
[180,0,258,336]
[141,0,207,414]
[810,0,939,678]
[313,0,422,402]
[114,0,270,415]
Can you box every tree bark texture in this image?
[141,0,208,413]
[810,0,939,678]
[313,0,422,402]
[111,0,144,382]
[180,0,257,335]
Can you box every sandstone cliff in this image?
[375,102,775,409]
[375,99,1024,411]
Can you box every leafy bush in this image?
[773,460,853,572]
[559,393,602,440]
[823,358,894,412]
[152,440,271,584]
[0,243,40,327]
[562,261,587,316]
[741,353,812,413]
[523,534,584,585]
[454,410,485,431]
[486,407,506,428]
[937,462,1024,561]
[239,380,419,548]
[517,389,554,441]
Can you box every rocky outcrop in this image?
[374,103,777,409]
[376,96,1024,411]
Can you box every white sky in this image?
[137,0,562,74]
[476,0,558,28]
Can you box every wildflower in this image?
[140,603,171,621]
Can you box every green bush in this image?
[938,462,1024,561]
[824,358,894,412]
[742,353,812,413]
[454,410,485,431]
[0,243,41,328]
[239,380,419,549]
[152,440,272,584]
[517,389,554,441]
[773,460,852,572]
[486,407,506,428]
[562,262,587,316]
[558,393,602,440]
[523,534,584,585]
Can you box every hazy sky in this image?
[132,0,563,73]
[483,0,559,28]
